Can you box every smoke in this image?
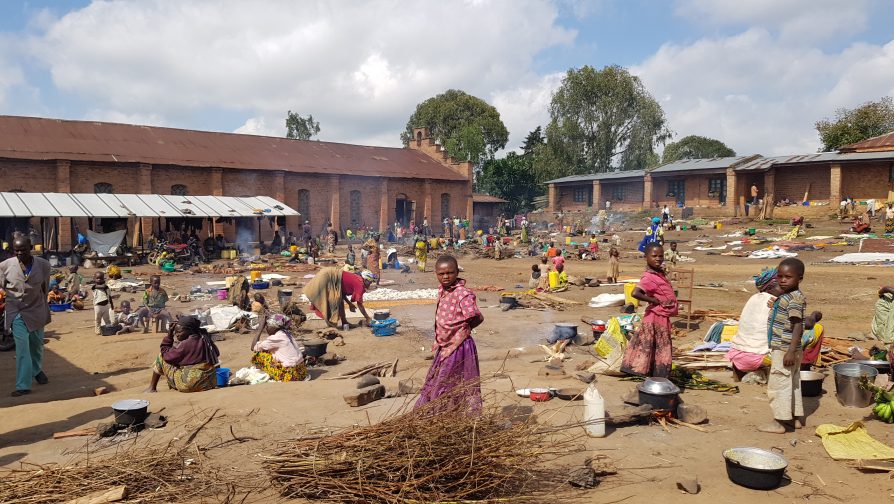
[236,225,254,251]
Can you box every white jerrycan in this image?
[583,382,606,437]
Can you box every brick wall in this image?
[773,164,831,203]
[556,183,592,211]
[602,180,644,210]
[0,160,57,192]
[841,162,892,200]
[651,173,728,209]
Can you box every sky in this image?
[1,0,893,157]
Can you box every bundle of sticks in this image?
[0,441,232,504]
[690,309,739,321]
[263,396,580,503]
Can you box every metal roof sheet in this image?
[650,156,753,174]
[0,115,468,181]
[546,169,646,185]
[735,151,894,171]
[0,192,298,218]
[472,193,507,203]
[839,131,894,152]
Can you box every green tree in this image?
[521,126,545,156]
[476,152,542,215]
[815,97,894,151]
[285,111,320,140]
[661,135,736,164]
[545,65,671,175]
[400,89,509,166]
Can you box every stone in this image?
[398,378,421,395]
[538,365,566,377]
[622,387,640,406]
[676,477,700,494]
[567,467,598,488]
[676,404,708,424]
[574,372,596,384]
[588,279,602,287]
[343,384,385,407]
[572,332,595,346]
[357,375,380,388]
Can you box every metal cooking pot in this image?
[112,399,150,426]
[833,363,878,408]
[800,370,825,397]
[637,389,679,411]
[723,447,787,490]
[373,310,391,321]
[500,295,517,307]
[639,377,681,395]
[302,339,329,358]
[848,359,891,374]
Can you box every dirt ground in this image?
[2,217,894,502]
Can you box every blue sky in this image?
[1,0,892,156]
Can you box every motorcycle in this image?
[147,238,204,266]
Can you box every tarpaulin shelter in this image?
[0,192,299,251]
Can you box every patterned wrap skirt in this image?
[620,314,673,378]
[251,351,308,382]
[152,354,217,393]
[414,337,482,414]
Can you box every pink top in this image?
[552,256,565,268]
[638,269,678,318]
[253,330,303,367]
[434,279,481,358]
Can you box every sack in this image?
[872,294,894,344]
[589,318,627,376]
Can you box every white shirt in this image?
[731,292,773,355]
[254,330,304,367]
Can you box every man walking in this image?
[0,237,51,397]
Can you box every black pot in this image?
[373,310,391,321]
[723,448,787,490]
[800,371,824,397]
[500,295,517,307]
[112,399,149,426]
[303,339,329,358]
[637,390,678,411]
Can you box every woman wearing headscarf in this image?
[726,268,782,380]
[302,268,376,328]
[146,315,219,393]
[638,217,664,253]
[251,313,308,381]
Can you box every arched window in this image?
[297,189,310,223]
[349,190,361,227]
[415,130,422,146]
[171,184,188,195]
[440,193,450,220]
[94,182,113,194]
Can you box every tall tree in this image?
[662,135,736,164]
[476,152,542,216]
[521,126,545,156]
[401,89,509,166]
[545,65,671,175]
[285,111,320,140]
[815,97,894,151]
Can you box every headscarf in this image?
[652,217,661,224]
[178,315,207,337]
[361,270,378,283]
[266,313,293,332]
[753,267,778,293]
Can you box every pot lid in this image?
[112,399,150,410]
[303,339,329,347]
[555,323,577,327]
[723,447,788,471]
[637,377,681,395]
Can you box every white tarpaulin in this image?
[86,229,127,256]
[830,253,894,263]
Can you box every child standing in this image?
[663,242,680,268]
[607,247,620,283]
[620,243,678,378]
[760,257,807,433]
[92,271,114,334]
[536,257,551,291]
[345,244,356,268]
[528,264,541,288]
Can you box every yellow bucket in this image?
[34,244,43,252]
[715,222,723,230]
[289,245,298,254]
[624,282,639,307]
[250,270,262,282]
[565,236,572,245]
[548,271,559,289]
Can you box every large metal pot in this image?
[302,339,329,358]
[112,399,149,426]
[637,378,681,412]
[849,359,891,374]
[833,363,878,408]
[723,447,787,490]
[548,323,578,344]
[800,370,825,397]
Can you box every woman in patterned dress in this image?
[251,313,308,381]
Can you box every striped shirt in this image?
[769,290,806,350]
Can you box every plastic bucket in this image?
[565,236,572,245]
[216,368,230,387]
[250,271,263,282]
[833,363,878,407]
[624,282,639,307]
[217,289,228,300]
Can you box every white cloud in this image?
[25,0,575,147]
[674,0,871,43]
[491,72,563,151]
[633,29,894,155]
[0,35,25,108]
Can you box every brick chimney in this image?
[407,126,473,180]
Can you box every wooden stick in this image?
[667,417,709,433]
[53,427,97,439]
[63,485,127,504]
[184,408,219,446]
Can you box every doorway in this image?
[395,194,415,227]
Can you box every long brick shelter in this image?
[0,116,473,249]
[546,132,894,218]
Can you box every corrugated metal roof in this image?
[546,169,646,185]
[839,130,894,152]
[735,151,894,172]
[650,156,754,174]
[472,193,507,203]
[0,115,467,181]
[0,192,299,218]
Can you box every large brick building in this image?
[0,116,473,249]
[546,132,894,218]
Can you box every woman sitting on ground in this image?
[146,315,219,393]
[250,313,308,381]
[726,268,782,381]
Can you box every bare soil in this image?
[2,218,892,503]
